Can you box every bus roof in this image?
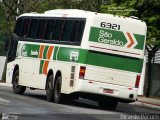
[19,9,145,24]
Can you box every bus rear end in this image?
[75,14,147,109]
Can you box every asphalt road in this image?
[0,86,160,120]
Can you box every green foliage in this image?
[0,0,47,56]
[101,0,138,16]
[0,30,9,55]
[101,0,160,48]
[0,5,7,55]
[137,0,160,47]
[0,10,5,30]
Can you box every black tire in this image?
[46,75,54,102]
[53,76,67,104]
[98,98,118,110]
[12,70,26,94]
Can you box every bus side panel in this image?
[48,61,78,94]
[21,57,47,89]
[14,41,48,89]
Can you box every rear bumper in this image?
[75,79,138,101]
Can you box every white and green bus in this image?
[6,9,147,110]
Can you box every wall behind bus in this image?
[149,63,160,97]
[0,56,6,80]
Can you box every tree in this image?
[136,0,160,97]
[0,0,46,82]
[0,3,9,56]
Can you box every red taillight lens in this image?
[135,75,141,88]
[79,66,86,79]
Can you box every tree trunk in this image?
[145,52,152,97]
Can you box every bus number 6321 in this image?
[100,22,120,30]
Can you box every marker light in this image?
[79,66,86,79]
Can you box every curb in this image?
[131,101,160,110]
[0,82,12,87]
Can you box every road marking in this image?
[0,98,11,103]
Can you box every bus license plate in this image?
[103,89,114,94]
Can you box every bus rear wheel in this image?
[53,76,69,104]
[98,98,118,110]
[12,70,26,94]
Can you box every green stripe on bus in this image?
[78,49,88,63]
[53,46,59,60]
[39,60,44,74]
[134,34,145,49]
[54,47,143,73]
[43,46,49,59]
[80,50,143,73]
[54,47,79,62]
[20,43,143,73]
[26,44,39,58]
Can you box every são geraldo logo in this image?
[17,43,27,57]
[98,30,124,46]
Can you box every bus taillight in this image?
[79,66,86,79]
[135,75,141,88]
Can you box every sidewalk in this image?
[0,81,12,87]
[131,96,160,110]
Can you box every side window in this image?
[36,19,46,39]
[20,18,30,37]
[76,20,85,44]
[44,19,55,40]
[14,18,23,37]
[61,20,74,42]
[28,19,38,39]
[52,19,64,41]
[70,20,80,43]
